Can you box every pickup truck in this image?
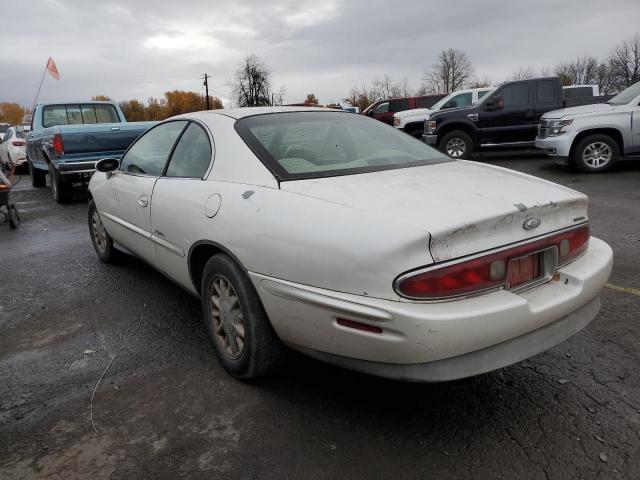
[26,101,156,202]
[535,80,640,172]
[362,94,447,125]
[423,77,613,159]
[393,87,494,138]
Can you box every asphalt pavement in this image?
[1,153,639,479]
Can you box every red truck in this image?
[362,94,447,125]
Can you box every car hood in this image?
[394,108,431,119]
[543,103,616,119]
[281,161,588,262]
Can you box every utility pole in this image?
[202,74,211,110]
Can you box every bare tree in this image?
[608,33,640,91]
[423,49,473,94]
[468,75,493,88]
[509,66,538,81]
[231,54,273,107]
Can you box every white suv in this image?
[393,88,494,138]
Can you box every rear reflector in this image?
[11,140,25,147]
[396,224,590,300]
[336,318,383,334]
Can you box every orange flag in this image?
[46,57,60,80]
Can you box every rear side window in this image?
[120,121,187,176]
[500,84,530,108]
[389,99,410,112]
[536,80,556,104]
[165,123,212,178]
[373,102,389,113]
[478,90,490,100]
[42,104,120,127]
[563,87,592,99]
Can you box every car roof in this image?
[182,106,339,121]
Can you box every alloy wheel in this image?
[446,137,466,158]
[209,275,246,359]
[91,209,107,254]
[583,142,612,168]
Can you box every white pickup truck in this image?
[393,88,494,138]
[535,80,640,172]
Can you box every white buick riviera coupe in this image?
[88,107,612,381]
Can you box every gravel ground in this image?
[1,153,639,479]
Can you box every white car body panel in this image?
[0,127,28,167]
[88,107,613,381]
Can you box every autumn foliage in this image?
[119,91,224,121]
[0,103,29,125]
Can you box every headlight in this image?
[426,120,437,134]
[393,117,401,127]
[548,119,573,136]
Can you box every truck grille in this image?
[538,120,551,139]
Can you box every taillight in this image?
[11,140,25,147]
[52,134,64,155]
[396,224,590,300]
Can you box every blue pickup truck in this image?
[26,101,156,202]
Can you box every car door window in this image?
[373,102,389,114]
[478,90,490,100]
[500,84,530,108]
[120,121,187,176]
[388,99,410,113]
[165,123,212,178]
[445,92,472,109]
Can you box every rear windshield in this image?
[0,124,8,133]
[235,112,450,181]
[42,104,120,128]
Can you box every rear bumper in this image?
[57,161,97,175]
[423,134,438,145]
[251,236,612,380]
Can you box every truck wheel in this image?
[439,130,473,159]
[29,161,47,188]
[572,134,619,173]
[49,163,72,203]
[88,200,120,263]
[201,254,284,379]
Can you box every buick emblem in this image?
[523,217,542,230]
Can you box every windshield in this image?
[235,111,450,181]
[608,81,640,105]
[430,93,457,111]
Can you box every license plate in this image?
[507,252,542,289]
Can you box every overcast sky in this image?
[2,0,639,108]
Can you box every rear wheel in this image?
[49,163,72,203]
[29,161,46,187]
[8,205,19,229]
[201,254,284,379]
[572,134,619,173]
[439,130,473,159]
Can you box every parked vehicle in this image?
[423,77,612,159]
[342,106,361,113]
[563,84,601,99]
[0,126,28,169]
[26,101,156,202]
[362,94,447,125]
[536,80,640,172]
[394,88,494,138]
[88,107,612,382]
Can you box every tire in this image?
[439,130,473,160]
[201,254,284,379]
[408,128,424,139]
[29,161,46,187]
[88,200,119,263]
[49,163,72,203]
[572,134,619,173]
[8,205,20,229]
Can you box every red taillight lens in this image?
[396,224,590,300]
[11,140,25,147]
[52,134,64,155]
[336,318,383,334]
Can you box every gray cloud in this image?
[1,0,639,107]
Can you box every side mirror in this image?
[96,158,120,178]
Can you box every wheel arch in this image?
[570,128,624,162]
[188,240,249,296]
[436,122,477,147]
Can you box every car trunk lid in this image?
[280,161,588,262]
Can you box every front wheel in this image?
[572,134,619,173]
[201,254,284,379]
[439,130,473,159]
[88,200,119,263]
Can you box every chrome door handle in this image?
[111,127,120,131]
[138,195,148,207]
